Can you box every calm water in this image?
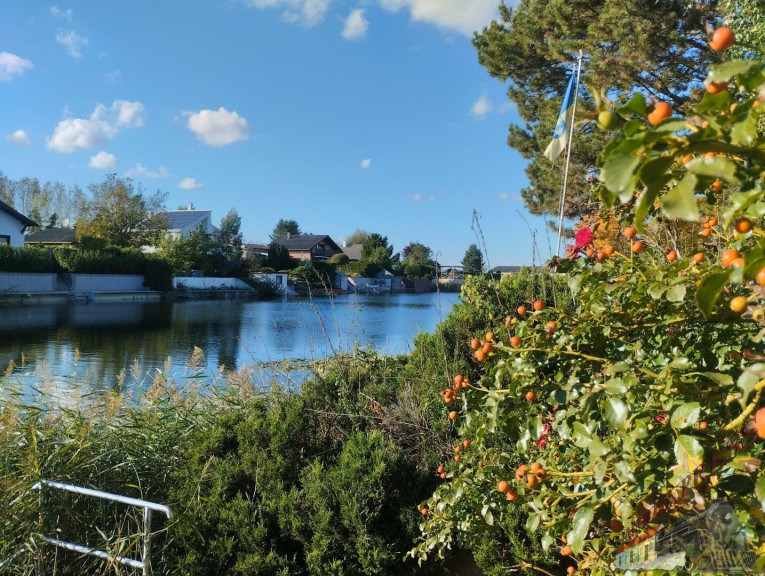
[0,293,459,395]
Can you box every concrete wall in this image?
[174,277,252,290]
[74,274,147,292]
[0,210,28,246]
[0,273,56,292]
[0,273,150,293]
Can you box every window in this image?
[0,235,10,245]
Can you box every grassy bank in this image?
[0,270,567,576]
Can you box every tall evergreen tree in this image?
[461,244,483,276]
[473,0,721,219]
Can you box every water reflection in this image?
[0,293,458,394]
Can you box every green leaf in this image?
[526,513,540,532]
[706,60,760,83]
[724,189,764,225]
[588,436,609,457]
[572,422,593,448]
[617,93,647,117]
[613,460,636,483]
[603,397,628,430]
[661,173,700,221]
[697,372,734,387]
[675,434,704,468]
[484,509,494,526]
[603,377,627,395]
[731,113,758,147]
[666,284,686,302]
[670,403,701,430]
[695,270,733,320]
[600,154,641,203]
[541,532,554,553]
[755,475,765,510]
[566,507,594,554]
[737,363,765,406]
[695,89,731,113]
[685,156,739,183]
[652,119,690,134]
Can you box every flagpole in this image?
[555,50,584,258]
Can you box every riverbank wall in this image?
[0,272,162,305]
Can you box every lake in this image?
[0,292,460,396]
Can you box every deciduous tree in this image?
[401,242,436,279]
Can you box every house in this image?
[491,266,523,278]
[0,200,38,246]
[242,243,270,260]
[340,243,363,262]
[25,228,77,248]
[154,207,218,240]
[273,234,342,261]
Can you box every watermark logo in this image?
[614,501,757,574]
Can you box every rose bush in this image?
[412,55,765,574]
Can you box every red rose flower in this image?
[575,227,594,248]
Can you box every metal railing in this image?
[32,480,173,576]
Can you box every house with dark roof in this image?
[25,228,77,248]
[273,234,343,261]
[0,200,38,246]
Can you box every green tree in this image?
[160,223,215,276]
[78,174,167,248]
[266,242,294,271]
[214,209,246,276]
[461,244,483,276]
[401,242,436,279]
[346,229,369,245]
[473,0,720,219]
[270,218,301,241]
[360,233,397,277]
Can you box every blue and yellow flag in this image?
[544,73,576,162]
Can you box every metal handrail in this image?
[32,480,173,576]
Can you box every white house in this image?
[0,200,38,246]
[154,208,218,240]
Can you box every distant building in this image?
[491,266,523,278]
[25,228,77,248]
[154,207,218,240]
[0,200,38,246]
[242,243,270,260]
[273,234,342,261]
[341,243,363,262]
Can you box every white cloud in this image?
[244,0,330,27]
[411,193,435,202]
[50,6,73,20]
[0,52,33,81]
[6,130,30,147]
[55,29,88,58]
[498,192,509,201]
[112,100,145,128]
[186,107,249,147]
[46,100,145,153]
[470,95,492,119]
[125,164,169,179]
[89,151,117,169]
[106,70,122,83]
[379,0,498,36]
[342,9,369,40]
[360,158,371,169]
[179,177,203,190]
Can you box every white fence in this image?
[174,277,252,290]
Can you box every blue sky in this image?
[1,0,555,267]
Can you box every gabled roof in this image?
[155,209,211,231]
[274,234,341,252]
[341,244,363,261]
[25,228,77,244]
[0,200,38,228]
